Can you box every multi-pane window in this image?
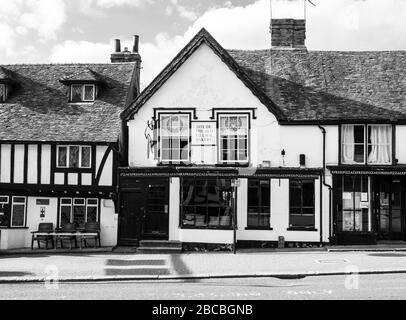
[219,115,249,163]
[247,180,271,228]
[341,124,392,165]
[11,196,26,227]
[337,176,370,232]
[289,180,315,229]
[0,84,6,102]
[57,146,91,168]
[59,198,98,228]
[0,196,10,227]
[70,84,95,102]
[181,178,233,228]
[160,114,190,163]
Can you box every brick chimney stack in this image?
[111,36,142,63]
[111,35,142,97]
[270,19,306,49]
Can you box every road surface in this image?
[1,273,406,300]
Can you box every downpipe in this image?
[318,125,333,246]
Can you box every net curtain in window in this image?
[342,125,355,163]
[368,125,391,164]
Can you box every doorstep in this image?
[0,247,114,257]
[327,244,406,252]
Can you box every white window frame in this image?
[57,145,92,169]
[341,124,392,165]
[218,114,250,164]
[159,113,191,163]
[86,199,99,222]
[70,84,96,102]
[0,84,6,102]
[0,196,9,204]
[11,196,27,228]
[59,198,73,228]
[59,198,98,227]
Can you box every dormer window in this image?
[0,84,6,102]
[70,84,96,103]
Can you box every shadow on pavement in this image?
[0,271,34,277]
[368,253,406,258]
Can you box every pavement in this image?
[1,249,406,283]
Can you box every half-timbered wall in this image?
[0,143,115,189]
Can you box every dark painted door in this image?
[374,177,406,240]
[118,179,169,246]
[118,188,144,246]
[142,182,170,240]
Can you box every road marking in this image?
[316,259,349,264]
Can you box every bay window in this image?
[57,145,91,168]
[341,124,392,165]
[160,114,190,163]
[219,115,249,164]
[247,180,271,229]
[181,178,233,229]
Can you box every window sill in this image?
[287,227,318,232]
[0,227,29,230]
[245,227,273,231]
[181,226,235,231]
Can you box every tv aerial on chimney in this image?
[270,0,316,21]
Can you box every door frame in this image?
[141,179,170,240]
[118,178,170,246]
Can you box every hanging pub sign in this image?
[192,122,217,146]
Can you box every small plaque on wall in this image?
[36,199,50,206]
[192,122,217,146]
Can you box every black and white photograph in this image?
[0,0,406,308]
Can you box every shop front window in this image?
[289,180,315,229]
[337,176,369,232]
[247,180,271,228]
[181,178,233,229]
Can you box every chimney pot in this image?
[115,39,121,53]
[133,35,139,53]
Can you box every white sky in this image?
[0,0,406,87]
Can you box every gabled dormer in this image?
[0,67,18,103]
[59,69,104,103]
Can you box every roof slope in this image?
[0,63,136,142]
[229,49,406,123]
[121,28,285,121]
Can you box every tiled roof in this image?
[0,63,136,142]
[0,67,17,84]
[228,49,406,123]
[59,68,103,84]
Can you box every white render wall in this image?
[127,43,338,170]
[0,196,118,250]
